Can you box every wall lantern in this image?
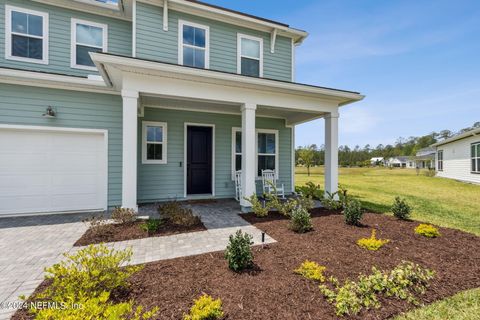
[42,106,56,118]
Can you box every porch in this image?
[91,53,364,209]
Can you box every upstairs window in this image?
[237,34,263,77]
[472,142,480,173]
[179,20,209,69]
[437,150,443,171]
[5,6,48,64]
[71,19,107,70]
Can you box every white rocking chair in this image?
[262,169,285,199]
[234,170,242,201]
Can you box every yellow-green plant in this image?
[294,260,326,282]
[244,194,269,217]
[183,294,224,320]
[357,229,390,251]
[415,224,441,238]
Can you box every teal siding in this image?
[137,108,292,202]
[136,2,292,82]
[0,0,132,77]
[0,84,123,207]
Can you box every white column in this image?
[324,112,339,197]
[121,90,139,210]
[240,103,257,207]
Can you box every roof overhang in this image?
[431,128,480,147]
[92,53,364,125]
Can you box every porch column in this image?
[324,112,339,197]
[121,90,139,210]
[240,103,257,208]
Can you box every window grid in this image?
[237,34,263,77]
[142,122,167,164]
[71,19,107,70]
[179,20,209,69]
[437,150,443,171]
[472,142,480,173]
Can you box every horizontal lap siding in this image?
[135,2,292,81]
[0,84,123,206]
[0,0,132,77]
[437,136,480,184]
[137,108,292,202]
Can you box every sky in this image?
[197,0,480,148]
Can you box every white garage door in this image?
[0,126,107,215]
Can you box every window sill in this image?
[142,160,167,165]
[6,55,48,65]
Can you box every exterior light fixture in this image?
[42,106,56,118]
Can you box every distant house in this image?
[431,128,480,184]
[413,147,436,169]
[386,156,412,168]
[370,157,385,166]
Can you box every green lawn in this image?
[295,166,480,319]
[296,166,480,236]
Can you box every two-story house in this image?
[0,0,364,216]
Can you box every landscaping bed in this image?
[14,209,480,319]
[73,219,206,246]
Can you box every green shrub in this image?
[392,197,411,220]
[289,206,313,233]
[424,169,436,177]
[267,192,314,217]
[357,229,390,251]
[295,260,326,282]
[183,294,224,320]
[140,219,163,234]
[296,181,323,200]
[319,261,435,316]
[159,201,201,227]
[343,199,363,226]
[415,224,441,238]
[27,244,158,320]
[224,230,254,271]
[321,191,344,210]
[111,207,137,224]
[244,194,270,217]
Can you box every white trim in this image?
[270,28,277,54]
[141,121,167,164]
[71,18,108,71]
[231,127,279,180]
[291,39,296,82]
[5,5,49,65]
[163,0,169,31]
[0,124,109,212]
[237,33,263,77]
[178,19,210,69]
[183,123,215,198]
[289,125,295,192]
[432,128,480,147]
[132,0,137,57]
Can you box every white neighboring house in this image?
[432,128,480,184]
[386,156,412,168]
[370,157,385,166]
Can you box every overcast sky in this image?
[200,0,480,148]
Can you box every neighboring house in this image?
[386,156,411,168]
[413,147,436,169]
[0,0,364,216]
[431,128,480,184]
[370,157,384,166]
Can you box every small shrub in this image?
[319,261,435,316]
[289,206,313,233]
[391,197,411,220]
[244,194,270,217]
[140,219,163,234]
[415,224,441,238]
[295,260,326,282]
[321,191,343,210]
[296,181,323,200]
[224,230,254,271]
[424,169,436,177]
[267,192,314,217]
[111,207,137,224]
[83,215,113,236]
[183,294,224,320]
[159,201,201,227]
[343,199,363,226]
[357,229,390,251]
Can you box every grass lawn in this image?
[295,166,480,236]
[296,166,480,319]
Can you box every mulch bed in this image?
[73,219,207,246]
[14,209,480,319]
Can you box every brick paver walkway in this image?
[0,200,273,319]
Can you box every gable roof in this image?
[431,127,480,147]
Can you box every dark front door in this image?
[187,126,213,195]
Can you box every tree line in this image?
[296,121,480,172]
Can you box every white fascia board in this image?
[431,128,480,147]
[31,0,130,21]
[0,68,117,95]
[91,53,364,105]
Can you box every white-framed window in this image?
[237,33,263,77]
[142,121,167,164]
[232,128,278,178]
[437,150,443,171]
[71,18,107,70]
[471,142,480,173]
[178,20,209,69]
[5,5,49,64]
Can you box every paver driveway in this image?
[0,200,274,319]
